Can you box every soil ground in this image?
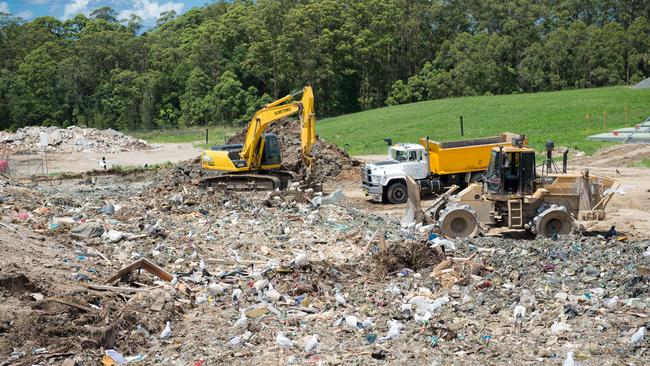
[0,142,648,365]
[8,143,201,176]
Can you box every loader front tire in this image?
[533,207,574,238]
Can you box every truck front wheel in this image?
[386,182,408,204]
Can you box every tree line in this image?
[0,0,649,131]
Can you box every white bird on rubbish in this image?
[630,326,645,345]
[335,289,346,307]
[380,320,404,341]
[276,332,294,349]
[414,311,432,325]
[265,287,282,303]
[513,305,526,332]
[208,283,224,296]
[199,258,206,270]
[562,351,575,366]
[292,252,309,268]
[232,288,243,304]
[362,317,374,329]
[304,334,319,353]
[401,303,412,319]
[159,321,172,340]
[233,309,247,329]
[344,315,363,330]
[253,279,269,293]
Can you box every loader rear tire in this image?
[386,182,408,204]
[534,207,574,238]
[439,204,479,239]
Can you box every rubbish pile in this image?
[227,119,360,182]
[0,126,151,154]
[0,165,647,365]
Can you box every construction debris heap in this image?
[0,126,151,154]
[228,119,360,182]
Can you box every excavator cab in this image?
[260,133,281,166]
[484,146,536,195]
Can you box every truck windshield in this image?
[391,149,409,162]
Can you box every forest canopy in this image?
[0,0,649,130]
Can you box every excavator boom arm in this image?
[240,86,316,170]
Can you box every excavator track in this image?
[200,170,297,191]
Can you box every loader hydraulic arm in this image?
[240,86,316,170]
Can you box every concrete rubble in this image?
[0,159,647,365]
[0,126,151,154]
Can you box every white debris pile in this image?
[0,125,151,153]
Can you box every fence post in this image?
[205,128,209,145]
[460,116,464,136]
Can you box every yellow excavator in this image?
[200,86,316,190]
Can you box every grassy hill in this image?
[317,86,650,155]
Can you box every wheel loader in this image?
[430,141,618,239]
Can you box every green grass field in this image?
[129,126,238,146]
[318,86,650,155]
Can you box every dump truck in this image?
[429,141,618,238]
[362,133,526,204]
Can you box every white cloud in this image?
[64,0,90,18]
[0,1,9,14]
[118,0,184,23]
[16,10,34,19]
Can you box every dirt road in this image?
[10,143,201,175]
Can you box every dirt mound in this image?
[0,126,151,154]
[571,143,650,167]
[227,119,360,182]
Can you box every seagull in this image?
[401,303,412,319]
[362,317,374,329]
[253,279,269,294]
[335,289,346,306]
[414,311,432,325]
[232,288,243,304]
[276,332,294,348]
[208,283,224,296]
[604,225,616,240]
[304,334,319,353]
[630,326,645,345]
[265,287,281,302]
[380,320,403,341]
[233,309,247,328]
[513,305,526,332]
[292,252,309,268]
[563,351,575,366]
[199,258,206,270]
[344,315,363,330]
[160,321,172,340]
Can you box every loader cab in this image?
[485,146,536,195]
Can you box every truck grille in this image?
[362,167,370,183]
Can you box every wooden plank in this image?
[85,283,154,293]
[105,258,173,284]
[46,297,93,312]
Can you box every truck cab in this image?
[362,143,429,204]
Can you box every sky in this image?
[0,0,207,26]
